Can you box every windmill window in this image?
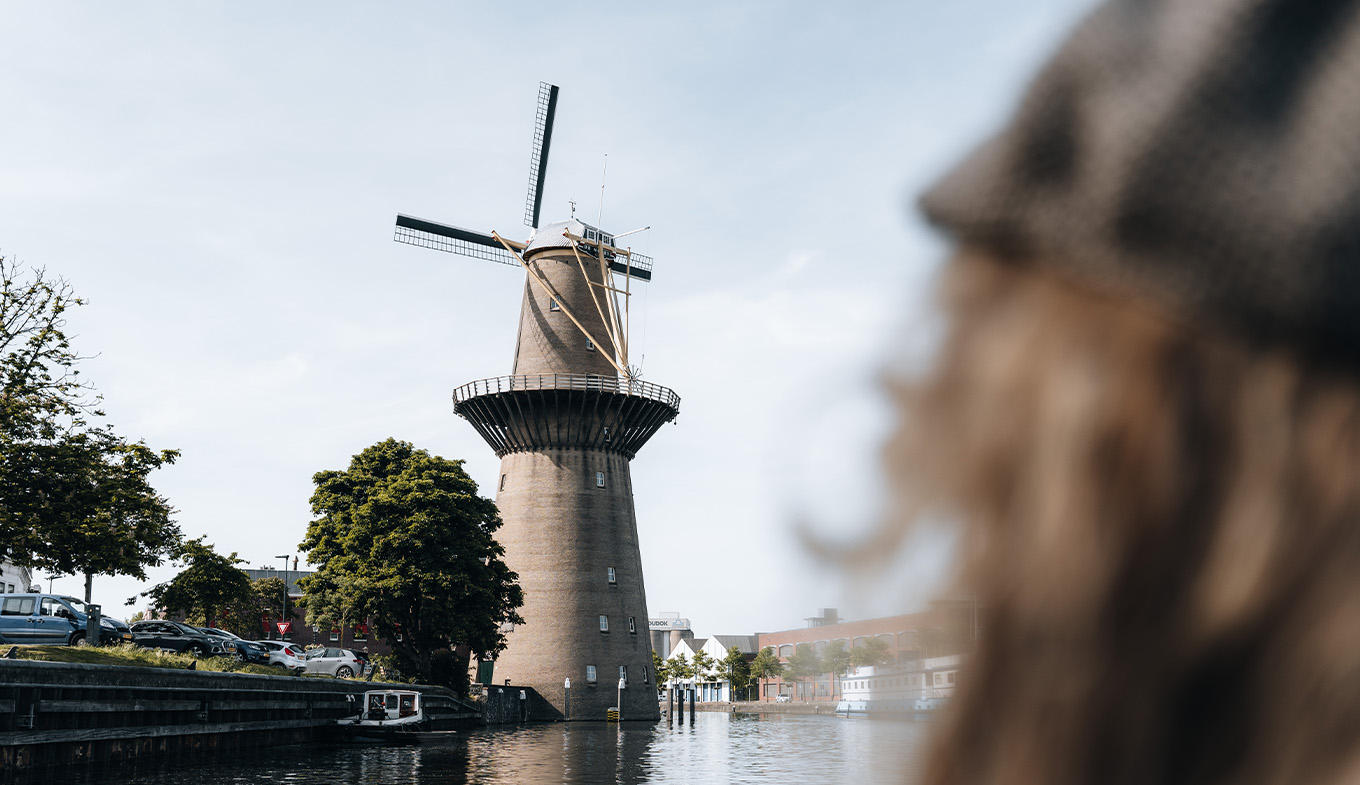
[619,665,628,684]
[643,666,650,685]
[607,567,616,584]
[586,665,597,683]
[586,338,595,351]
[595,471,606,488]
[628,616,636,634]
[550,298,560,312]
[499,474,507,491]
[603,427,610,442]
[599,615,609,632]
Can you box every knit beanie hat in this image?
[920,0,1360,364]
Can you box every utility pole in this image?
[276,555,290,639]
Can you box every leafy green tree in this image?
[692,649,715,684]
[217,577,287,638]
[668,652,696,684]
[784,643,822,701]
[718,645,752,701]
[140,537,252,628]
[0,257,180,599]
[750,646,784,699]
[652,649,671,685]
[300,438,523,690]
[850,637,895,670]
[822,639,854,698]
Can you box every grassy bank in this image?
[3,643,287,676]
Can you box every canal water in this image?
[54,712,929,784]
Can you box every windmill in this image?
[393,82,679,722]
[394,82,653,381]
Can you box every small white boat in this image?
[334,689,478,743]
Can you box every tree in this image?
[668,652,696,685]
[692,649,715,684]
[141,537,252,628]
[652,649,671,685]
[718,645,752,701]
[784,643,822,701]
[823,640,854,698]
[217,577,287,639]
[750,646,784,700]
[850,637,895,670]
[0,257,181,598]
[299,438,524,690]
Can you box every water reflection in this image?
[43,712,926,785]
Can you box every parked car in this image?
[302,647,365,678]
[255,639,306,670]
[196,627,270,664]
[128,620,227,655]
[775,694,792,703]
[0,593,132,646]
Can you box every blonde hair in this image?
[892,249,1360,785]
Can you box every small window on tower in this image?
[586,665,597,683]
[586,337,595,351]
[643,666,650,685]
[619,665,628,684]
[603,427,610,442]
[499,474,507,491]
[628,616,636,634]
[550,298,560,312]
[607,567,616,584]
[599,615,609,632]
[596,471,605,488]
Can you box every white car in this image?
[303,646,365,678]
[254,639,306,670]
[775,694,792,703]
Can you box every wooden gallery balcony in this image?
[452,374,681,459]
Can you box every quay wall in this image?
[660,700,838,716]
[0,660,460,771]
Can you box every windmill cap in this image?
[526,219,589,259]
[919,0,1360,367]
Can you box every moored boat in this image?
[333,688,479,743]
[834,657,960,718]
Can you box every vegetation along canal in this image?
[12,712,928,785]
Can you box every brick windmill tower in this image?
[393,83,678,721]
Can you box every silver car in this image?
[302,646,364,678]
[254,639,306,670]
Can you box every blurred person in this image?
[894,1,1360,784]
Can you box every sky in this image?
[0,1,1095,636]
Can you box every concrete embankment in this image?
[0,659,468,771]
[660,700,838,716]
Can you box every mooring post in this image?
[676,685,684,722]
[688,687,695,724]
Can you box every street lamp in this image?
[276,555,290,638]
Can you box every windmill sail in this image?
[394,214,522,267]
[524,82,559,230]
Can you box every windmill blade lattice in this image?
[524,82,559,229]
[395,214,521,267]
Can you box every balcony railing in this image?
[453,374,680,411]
